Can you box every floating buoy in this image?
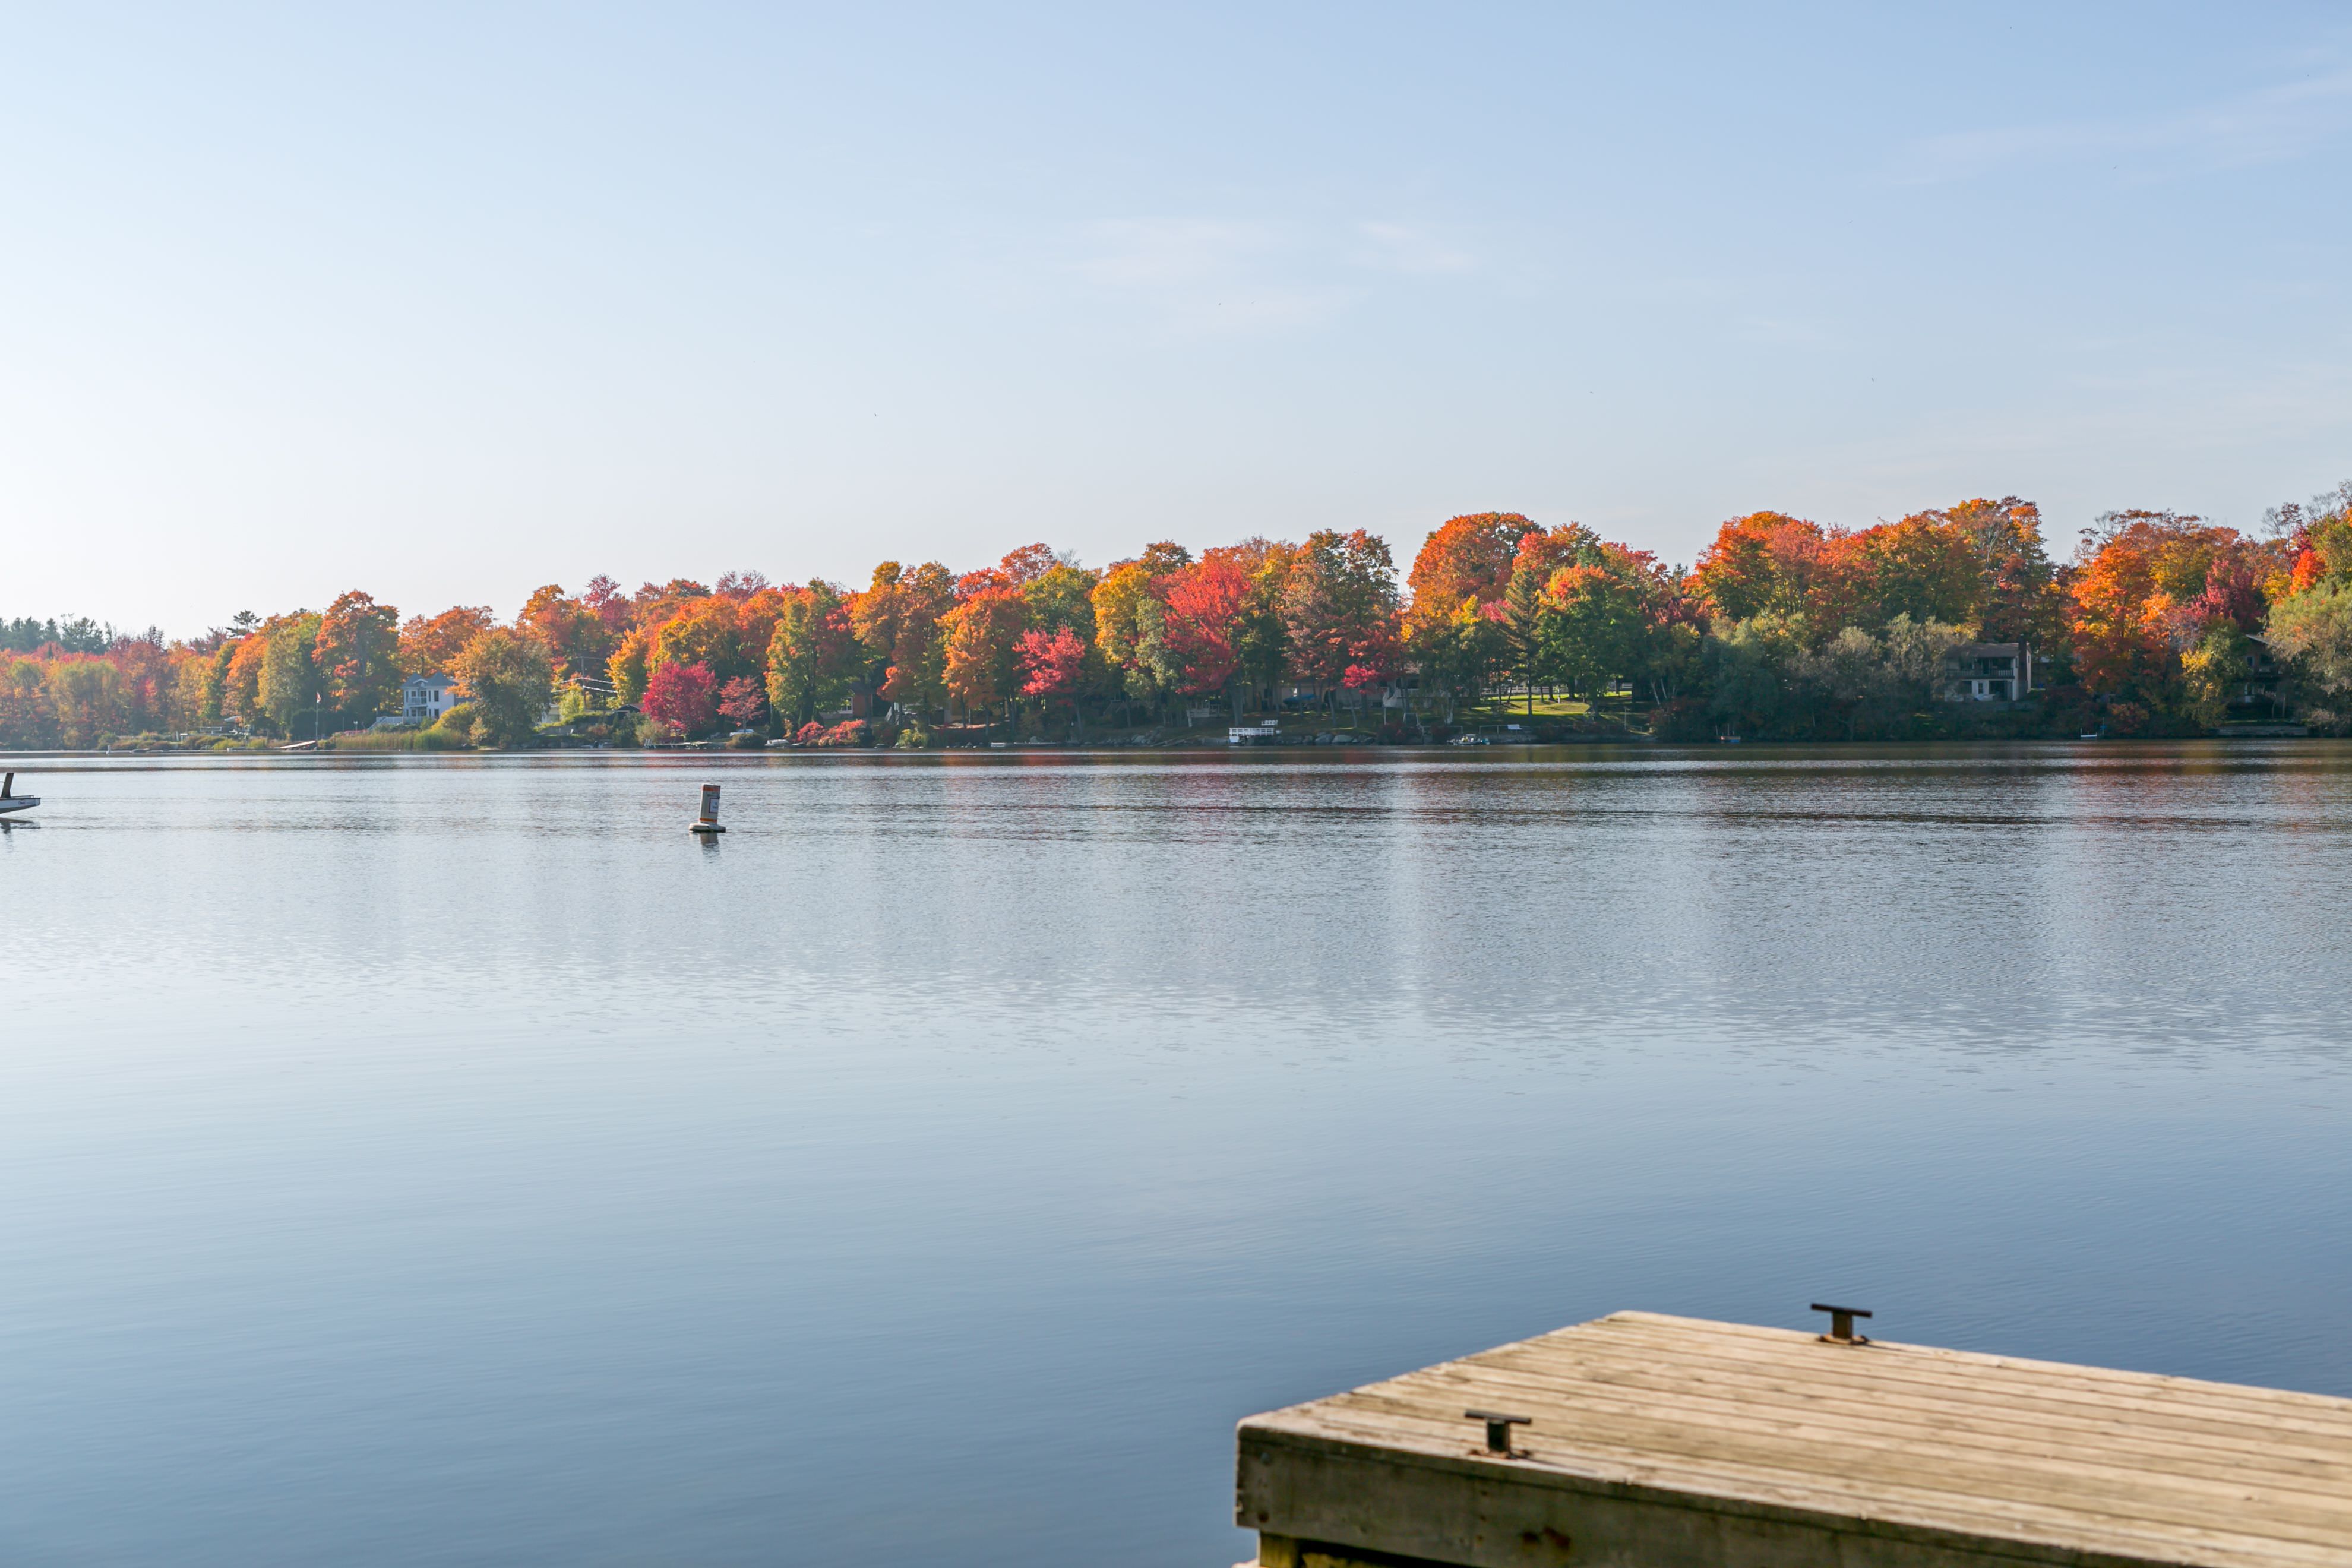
[688,782,725,834]
[0,771,38,817]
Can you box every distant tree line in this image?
[2,615,118,655]
[6,483,2351,750]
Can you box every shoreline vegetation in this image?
[9,490,2352,754]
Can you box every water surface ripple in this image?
[3,744,2348,1566]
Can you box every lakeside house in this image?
[402,672,462,724]
[2232,635,2288,718]
[1940,643,2031,704]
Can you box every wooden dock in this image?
[1235,1310,2352,1568]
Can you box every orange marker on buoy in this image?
[688,783,725,834]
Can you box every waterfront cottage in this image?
[2233,636,2287,717]
[1939,643,2031,704]
[402,672,463,724]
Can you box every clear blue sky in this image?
[4,4,2348,636]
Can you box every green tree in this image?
[765,582,855,728]
[1020,561,1099,643]
[258,612,324,737]
[454,628,555,747]
[1791,616,1967,738]
[557,681,608,724]
[1527,542,1689,718]
[1219,538,1297,713]
[199,642,235,723]
[2266,581,2352,725]
[1408,596,1505,723]
[2179,622,2250,731]
[1538,559,1649,703]
[1706,614,1807,738]
[1499,560,1550,706]
[1492,524,1603,705]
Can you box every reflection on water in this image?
[3,745,2350,1566]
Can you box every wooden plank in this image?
[1588,1314,2352,1415]
[1242,1424,2352,1568]
[1319,1386,2352,1546]
[1244,1420,2352,1568]
[1547,1321,2352,1426]
[1372,1365,2352,1503]
[1479,1326,2352,1425]
[1446,1352,2352,1469]
[1260,1398,2347,1544]
[1273,1390,2352,1549]
[1393,1354,2352,1475]
[1321,1341,2352,1488]
[1342,1371,2352,1507]
[1446,1320,2352,1447]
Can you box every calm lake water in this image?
[5,744,2351,1566]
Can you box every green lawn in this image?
[1458,694,1601,720]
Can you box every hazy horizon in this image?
[6,4,2351,638]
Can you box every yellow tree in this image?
[49,658,129,747]
[606,628,652,704]
[649,596,747,685]
[940,585,1030,725]
[0,657,58,748]
[172,648,219,727]
[1847,517,1983,630]
[850,561,956,719]
[1090,542,1190,715]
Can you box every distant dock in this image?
[1235,1310,2352,1568]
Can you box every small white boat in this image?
[0,772,38,815]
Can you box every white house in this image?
[403,672,463,723]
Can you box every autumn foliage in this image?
[643,659,719,735]
[11,479,2352,751]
